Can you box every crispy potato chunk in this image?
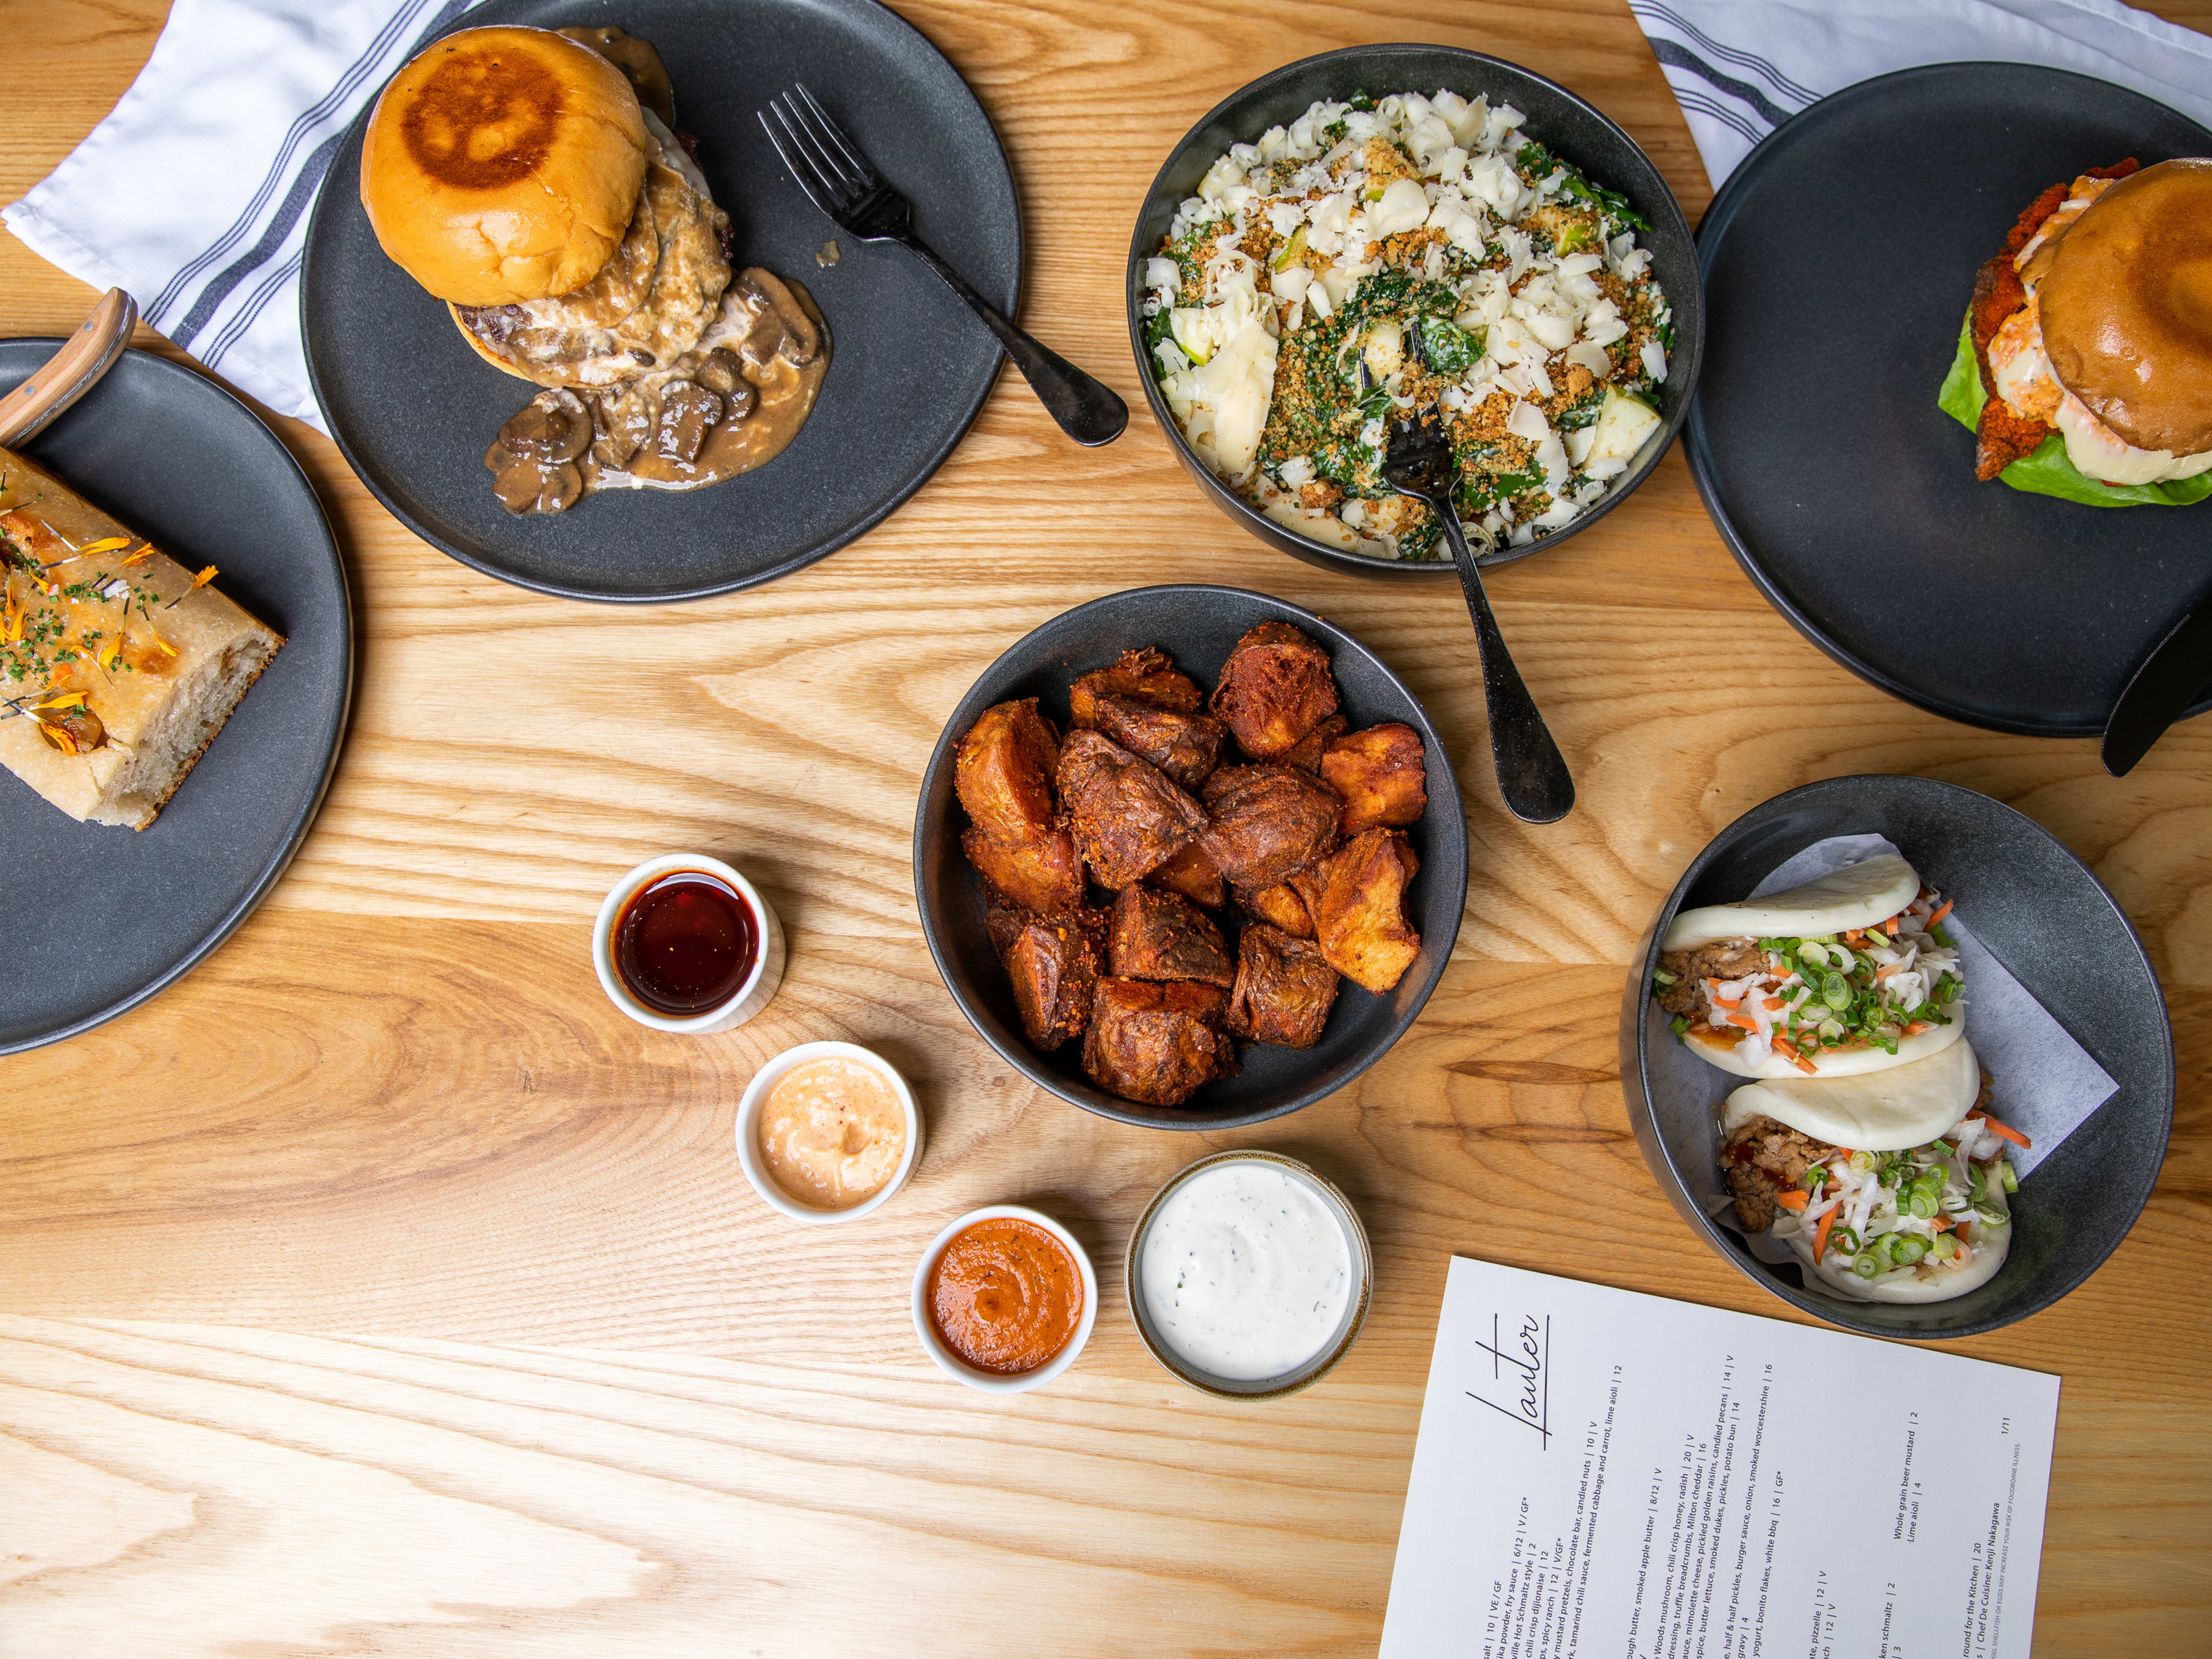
[1108,885,1236,987]
[1082,977,1237,1107]
[1059,729,1208,890]
[1225,923,1341,1048]
[1281,711,1349,773]
[1093,693,1228,792]
[1070,646,1203,728]
[963,825,1085,915]
[1234,880,1315,939]
[1320,723,1428,834]
[1210,622,1339,759]
[955,698,1060,843]
[1309,829,1423,994]
[993,908,1105,1051]
[1147,838,1226,908]
[1200,763,1343,888]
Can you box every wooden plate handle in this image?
[0,288,138,448]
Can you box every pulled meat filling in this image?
[1721,1112,1830,1233]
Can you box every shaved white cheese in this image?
[1640,339,1669,384]
[1368,177,1431,237]
[1143,257,1180,293]
[1506,400,1554,445]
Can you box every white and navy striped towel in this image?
[1627,0,2212,189]
[3,0,480,434]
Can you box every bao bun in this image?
[1661,853,1919,952]
[360,26,649,306]
[1721,1038,1980,1153]
[1796,1210,2009,1304]
[2039,159,2212,458]
[1688,1015,1961,1080]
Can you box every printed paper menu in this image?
[1380,1259,2059,1659]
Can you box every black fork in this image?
[761,85,1127,447]
[1382,414,1575,824]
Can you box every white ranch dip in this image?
[1139,1161,1353,1382]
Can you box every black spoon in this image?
[1382,413,1574,824]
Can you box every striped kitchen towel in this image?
[3,0,480,433]
[1628,0,2212,188]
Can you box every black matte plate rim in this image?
[1124,42,1705,578]
[912,584,1470,1130]
[1685,62,2212,738]
[0,343,353,1056]
[300,0,1018,605]
[1620,773,2173,1338]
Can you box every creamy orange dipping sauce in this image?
[756,1057,905,1209]
[927,1217,1084,1374]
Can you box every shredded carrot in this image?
[1874,963,1899,980]
[1883,916,1900,935]
[1725,1012,1758,1031]
[1903,1021,1930,1036]
[1771,1036,1818,1074]
[1927,899,1955,927]
[1775,1190,1809,1213]
[1955,1221,1972,1245]
[1932,1214,1956,1233]
[1813,1206,1839,1263]
[1762,996,1786,1010]
[1977,1114,2032,1150]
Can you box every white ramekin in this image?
[733,1042,923,1224]
[592,854,785,1034]
[910,1205,1098,1395]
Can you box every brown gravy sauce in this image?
[484,271,828,513]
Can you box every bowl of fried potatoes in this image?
[913,585,1468,1128]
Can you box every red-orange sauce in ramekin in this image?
[927,1217,1084,1374]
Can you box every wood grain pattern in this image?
[2,1,2210,1653]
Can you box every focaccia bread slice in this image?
[0,446,283,829]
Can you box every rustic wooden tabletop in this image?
[2,1,2207,1653]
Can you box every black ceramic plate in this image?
[302,0,1018,603]
[1126,45,1703,579]
[914,585,1469,1130]
[1619,775,2172,1339]
[1689,63,2212,737]
[0,344,351,1055]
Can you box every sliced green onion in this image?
[1669,1014,1690,1039]
[1929,1233,1959,1261]
[1651,967,1677,986]
[1893,1236,1929,1266]
[1999,1160,2018,1195]
[1831,1226,1859,1255]
[1972,1199,2009,1226]
[1853,1252,1881,1280]
[1932,1138,1955,1157]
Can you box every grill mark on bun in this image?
[402,48,566,191]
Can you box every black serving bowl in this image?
[1620,775,2173,1339]
[1126,44,1702,579]
[915,586,1469,1129]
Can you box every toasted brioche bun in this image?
[1662,854,1921,952]
[448,304,536,381]
[2040,159,2212,457]
[1688,1014,1961,1080]
[1720,1038,1980,1152]
[361,25,648,305]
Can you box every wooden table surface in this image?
[5,2,2209,1652]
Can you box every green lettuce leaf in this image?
[1937,314,2212,508]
